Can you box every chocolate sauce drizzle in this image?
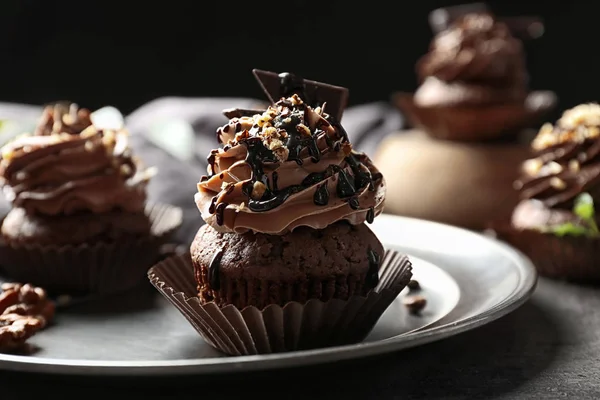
[208,248,224,290]
[348,197,360,210]
[215,202,228,226]
[366,207,375,224]
[366,248,380,287]
[314,183,329,206]
[207,72,384,217]
[279,72,309,102]
[272,171,279,191]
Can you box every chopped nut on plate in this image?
[403,295,427,315]
[407,279,421,291]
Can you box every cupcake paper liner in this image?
[196,265,373,310]
[394,91,556,142]
[148,250,413,356]
[491,223,600,282]
[0,203,183,295]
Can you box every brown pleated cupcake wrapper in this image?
[393,91,556,142]
[0,203,183,295]
[148,250,412,356]
[197,268,374,310]
[491,222,600,282]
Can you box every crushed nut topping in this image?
[522,158,543,176]
[0,282,55,352]
[545,161,563,175]
[35,103,92,136]
[569,159,580,172]
[296,123,311,137]
[251,181,266,200]
[533,104,600,150]
[559,103,600,130]
[272,146,290,163]
[0,104,132,167]
[214,94,338,167]
[549,177,567,190]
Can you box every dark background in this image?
[0,0,593,120]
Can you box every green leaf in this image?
[546,223,590,237]
[543,192,600,237]
[574,193,595,220]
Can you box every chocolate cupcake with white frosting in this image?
[149,71,412,355]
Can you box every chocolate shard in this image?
[222,107,266,119]
[252,69,349,122]
[429,3,544,40]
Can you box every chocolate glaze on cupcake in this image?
[195,92,385,235]
[500,104,600,281]
[194,72,387,306]
[0,103,182,294]
[395,11,555,141]
[149,71,412,355]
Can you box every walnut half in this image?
[0,282,55,353]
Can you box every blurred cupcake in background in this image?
[395,9,556,141]
[0,103,182,295]
[376,4,557,231]
[496,104,600,282]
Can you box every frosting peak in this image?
[195,93,385,234]
[515,103,600,209]
[34,102,93,136]
[0,104,153,216]
[418,13,527,86]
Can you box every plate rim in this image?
[0,214,537,375]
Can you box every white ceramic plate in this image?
[0,214,536,375]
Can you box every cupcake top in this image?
[195,72,386,235]
[512,104,600,235]
[0,103,154,216]
[515,104,600,209]
[416,12,527,104]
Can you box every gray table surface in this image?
[0,101,598,399]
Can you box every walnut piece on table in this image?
[0,282,55,352]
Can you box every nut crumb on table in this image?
[0,282,55,352]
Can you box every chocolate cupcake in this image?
[149,70,413,355]
[497,104,600,281]
[0,103,182,294]
[192,218,384,310]
[395,11,555,141]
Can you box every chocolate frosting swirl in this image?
[418,13,527,85]
[195,94,386,234]
[0,104,153,216]
[415,13,528,107]
[514,104,600,210]
[34,103,93,136]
